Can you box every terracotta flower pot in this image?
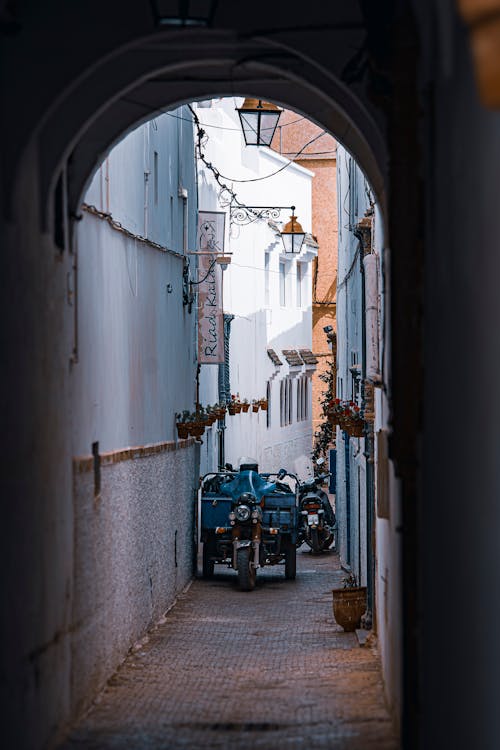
[234,403,242,413]
[260,400,268,410]
[176,423,190,440]
[252,404,259,412]
[228,404,237,415]
[332,586,367,632]
[241,403,250,412]
[189,423,205,438]
[348,420,364,437]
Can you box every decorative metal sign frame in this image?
[219,187,295,227]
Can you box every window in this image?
[265,252,270,307]
[169,195,174,245]
[153,151,159,205]
[279,261,286,306]
[280,380,285,427]
[296,262,303,307]
[296,376,309,422]
[280,377,293,426]
[350,350,360,401]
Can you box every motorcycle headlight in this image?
[235,504,251,522]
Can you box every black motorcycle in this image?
[297,462,336,553]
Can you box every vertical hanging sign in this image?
[197,211,225,364]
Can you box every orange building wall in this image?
[271,111,338,443]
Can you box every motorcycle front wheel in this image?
[236,547,256,591]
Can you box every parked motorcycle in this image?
[297,460,336,553]
[200,458,299,590]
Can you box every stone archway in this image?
[2,6,422,750]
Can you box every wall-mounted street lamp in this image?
[229,202,306,254]
[236,98,283,146]
[280,208,306,254]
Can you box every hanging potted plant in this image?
[190,409,206,438]
[176,410,192,440]
[251,398,260,413]
[327,398,344,426]
[339,402,364,437]
[241,398,250,413]
[228,396,237,415]
[213,402,226,419]
[205,405,217,426]
[233,393,242,413]
[259,397,268,411]
[332,573,367,632]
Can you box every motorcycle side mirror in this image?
[315,457,325,467]
[225,462,234,471]
[277,468,287,480]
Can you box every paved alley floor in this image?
[60,549,399,749]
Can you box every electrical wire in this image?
[81,203,184,259]
[164,108,306,132]
[190,258,218,284]
[199,128,328,183]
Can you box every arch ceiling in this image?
[2,1,389,224]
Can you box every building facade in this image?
[195,99,317,479]
[271,111,338,448]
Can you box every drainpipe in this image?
[143,126,150,237]
[355,214,375,629]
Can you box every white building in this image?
[335,144,400,720]
[195,98,318,479]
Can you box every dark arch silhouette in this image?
[10,31,387,229]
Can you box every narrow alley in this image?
[8,4,500,749]
[59,550,397,750]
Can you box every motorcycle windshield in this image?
[220,470,276,502]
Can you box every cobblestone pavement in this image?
[60,548,399,750]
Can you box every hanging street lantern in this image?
[281,207,306,254]
[149,0,218,27]
[236,98,283,146]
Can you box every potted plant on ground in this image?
[332,573,367,632]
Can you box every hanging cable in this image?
[190,258,218,284]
